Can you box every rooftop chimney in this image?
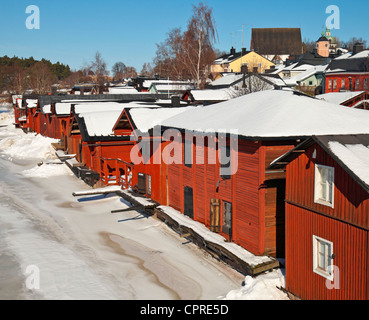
[230,47,236,55]
[241,48,247,56]
[353,42,364,55]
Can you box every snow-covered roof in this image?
[108,87,139,94]
[41,104,51,114]
[189,88,237,101]
[26,99,38,108]
[127,107,197,133]
[283,65,327,86]
[77,109,124,137]
[55,102,73,115]
[349,50,369,59]
[328,139,369,188]
[160,88,369,139]
[73,102,126,114]
[210,74,243,87]
[316,91,365,105]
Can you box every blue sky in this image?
[0,0,368,73]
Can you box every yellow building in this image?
[210,47,275,79]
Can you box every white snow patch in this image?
[221,269,288,300]
[0,133,58,160]
[328,141,369,186]
[21,163,73,178]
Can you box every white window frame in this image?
[313,235,334,281]
[328,79,332,89]
[314,164,334,208]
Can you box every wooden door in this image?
[210,198,221,232]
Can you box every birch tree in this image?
[153,3,217,88]
[184,2,218,88]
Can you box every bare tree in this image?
[90,51,109,90]
[140,62,154,77]
[152,3,217,88]
[26,62,57,94]
[341,37,368,51]
[112,62,127,80]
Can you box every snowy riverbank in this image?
[0,108,288,300]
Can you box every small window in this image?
[313,235,334,280]
[356,78,360,89]
[341,79,345,89]
[314,164,334,207]
[364,79,368,90]
[333,79,337,89]
[328,79,332,89]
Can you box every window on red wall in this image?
[328,79,332,89]
[356,78,360,90]
[333,79,337,89]
[365,79,368,90]
[341,79,345,89]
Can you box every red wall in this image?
[285,143,369,299]
[325,73,369,93]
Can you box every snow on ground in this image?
[0,108,288,300]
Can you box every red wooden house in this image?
[269,134,369,300]
[66,102,192,192]
[159,89,369,258]
[324,45,369,93]
[111,106,194,204]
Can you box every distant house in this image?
[283,65,327,95]
[71,83,98,95]
[181,88,237,105]
[148,80,195,96]
[268,134,369,300]
[210,47,275,79]
[250,28,303,64]
[324,43,369,93]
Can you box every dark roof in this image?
[38,93,167,109]
[295,51,331,67]
[268,134,369,193]
[326,54,369,73]
[317,36,329,42]
[251,28,302,55]
[214,48,250,64]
